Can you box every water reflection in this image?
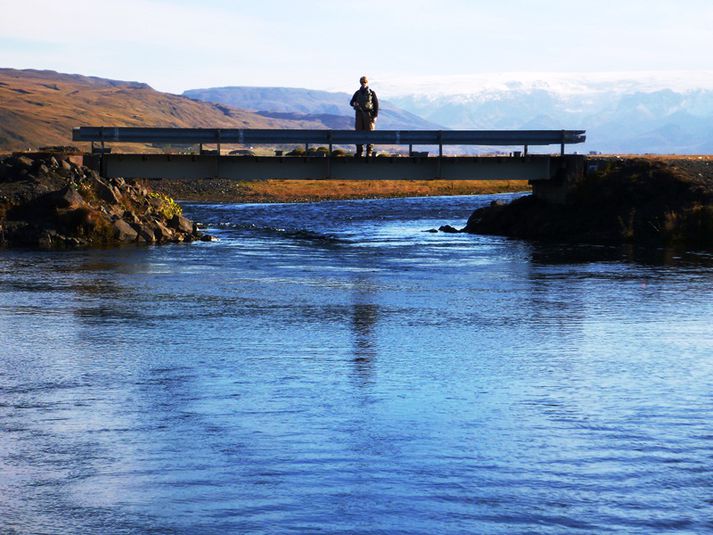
[350,276,379,386]
[527,241,713,268]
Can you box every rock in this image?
[148,196,164,210]
[37,231,53,249]
[154,221,174,241]
[135,225,156,243]
[424,228,438,233]
[0,154,200,249]
[53,186,85,209]
[438,225,460,233]
[16,156,34,169]
[94,180,121,204]
[200,234,218,242]
[113,219,138,241]
[123,210,140,225]
[169,214,194,234]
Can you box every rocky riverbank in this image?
[464,157,713,248]
[0,153,208,248]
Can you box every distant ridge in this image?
[0,68,152,90]
[182,86,443,130]
[0,69,326,152]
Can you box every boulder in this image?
[154,221,174,241]
[37,231,54,249]
[16,156,34,169]
[53,186,85,209]
[438,225,460,233]
[113,219,138,241]
[169,214,194,234]
[95,180,121,204]
[135,225,156,243]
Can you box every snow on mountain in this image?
[378,71,713,98]
[381,72,713,153]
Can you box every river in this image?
[2,193,713,534]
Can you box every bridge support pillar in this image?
[530,156,585,205]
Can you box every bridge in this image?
[73,127,587,202]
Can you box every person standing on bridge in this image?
[350,76,379,157]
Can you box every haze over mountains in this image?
[386,84,713,154]
[381,72,713,154]
[185,73,713,154]
[182,87,442,130]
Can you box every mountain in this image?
[0,69,325,152]
[384,77,713,154]
[182,86,443,130]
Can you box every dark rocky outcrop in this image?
[0,153,207,249]
[463,158,713,248]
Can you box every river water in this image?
[2,194,713,534]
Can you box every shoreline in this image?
[464,156,713,248]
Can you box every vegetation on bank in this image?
[146,178,530,203]
[465,157,713,248]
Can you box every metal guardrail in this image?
[73,127,586,154]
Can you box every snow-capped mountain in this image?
[381,72,713,153]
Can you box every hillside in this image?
[182,86,443,130]
[0,69,324,153]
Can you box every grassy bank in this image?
[146,178,530,203]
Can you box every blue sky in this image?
[1,0,713,95]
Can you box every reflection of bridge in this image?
[73,127,587,201]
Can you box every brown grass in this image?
[244,179,529,202]
[147,178,530,203]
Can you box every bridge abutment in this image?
[530,155,586,205]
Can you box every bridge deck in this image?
[75,127,586,181]
[85,153,581,181]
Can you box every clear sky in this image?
[2,0,713,95]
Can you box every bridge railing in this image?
[72,127,586,156]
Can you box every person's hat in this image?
[360,76,368,84]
